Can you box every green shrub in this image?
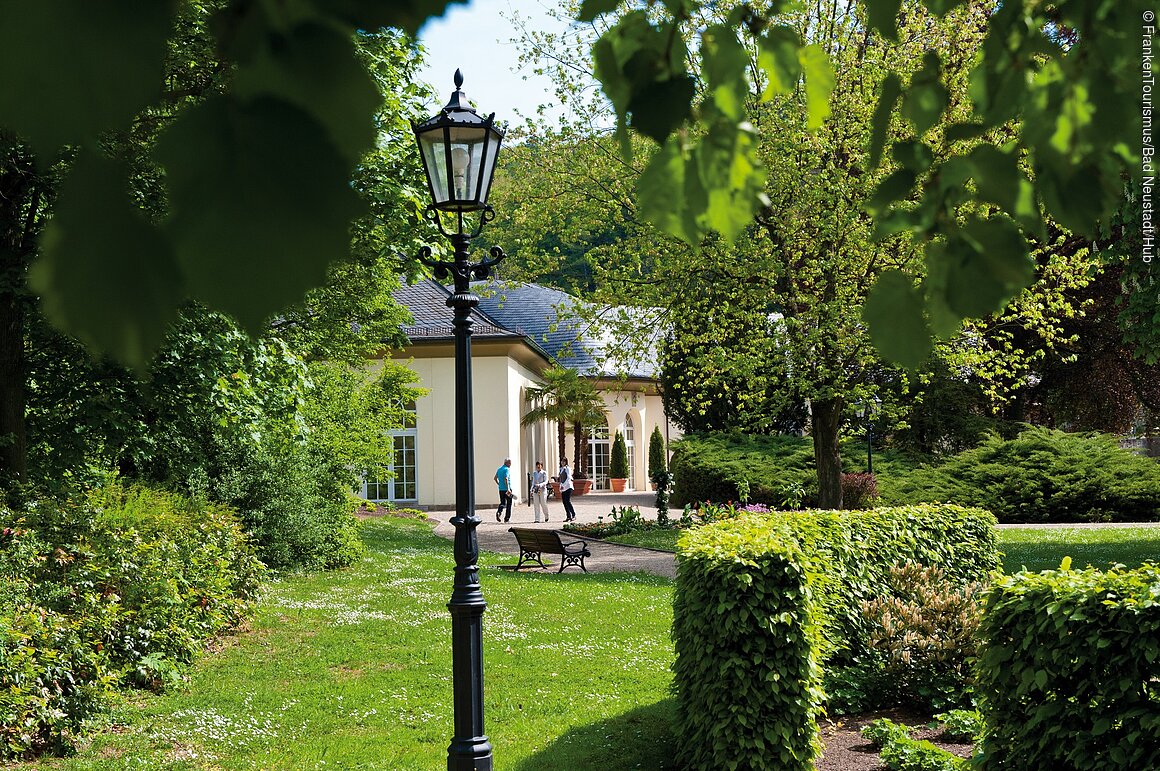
[673,517,823,770]
[0,526,116,759]
[935,709,983,743]
[672,504,999,769]
[858,563,985,711]
[648,425,666,483]
[669,434,816,507]
[610,431,629,479]
[879,734,969,771]
[862,718,912,748]
[974,564,1160,770]
[0,483,263,758]
[210,439,365,571]
[888,428,1160,522]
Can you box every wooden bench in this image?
[509,527,591,573]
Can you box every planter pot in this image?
[573,478,594,496]
[610,478,627,493]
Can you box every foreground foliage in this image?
[975,564,1160,770]
[11,517,678,770]
[671,504,998,769]
[0,483,262,759]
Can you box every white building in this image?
[364,279,678,509]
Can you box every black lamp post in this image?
[861,396,882,474]
[412,70,505,771]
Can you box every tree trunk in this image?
[812,397,843,509]
[557,419,566,465]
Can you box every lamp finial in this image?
[453,69,464,89]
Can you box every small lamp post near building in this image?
[411,69,505,771]
[860,395,882,474]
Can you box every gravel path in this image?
[427,490,678,579]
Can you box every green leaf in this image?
[967,145,1044,238]
[702,25,748,121]
[863,0,903,41]
[798,45,835,131]
[578,0,622,21]
[639,138,692,244]
[944,122,988,142]
[628,75,696,143]
[757,27,802,99]
[869,73,903,170]
[154,96,365,333]
[324,0,468,35]
[891,141,934,172]
[232,23,380,164]
[863,270,932,369]
[922,241,963,339]
[902,52,948,136]
[694,121,766,242]
[942,217,1035,317]
[866,169,917,216]
[30,152,182,367]
[0,0,174,152]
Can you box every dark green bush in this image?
[975,564,1160,770]
[610,431,629,479]
[209,439,365,571]
[648,425,667,482]
[888,428,1160,522]
[669,433,816,507]
[672,505,999,769]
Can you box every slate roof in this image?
[393,279,660,379]
[394,279,512,340]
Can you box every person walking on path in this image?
[494,458,514,522]
[530,461,550,523]
[558,457,577,522]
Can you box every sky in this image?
[415,0,570,125]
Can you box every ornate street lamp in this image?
[412,70,505,771]
[860,396,882,474]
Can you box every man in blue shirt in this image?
[494,457,514,522]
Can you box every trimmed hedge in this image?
[672,504,999,770]
[888,428,1160,523]
[673,517,823,771]
[975,564,1160,770]
[1,483,263,758]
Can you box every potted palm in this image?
[522,365,605,496]
[521,366,574,498]
[609,430,629,492]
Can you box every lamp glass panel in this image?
[475,132,501,205]
[418,130,451,203]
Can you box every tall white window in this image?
[625,414,635,490]
[363,401,418,503]
[588,424,610,491]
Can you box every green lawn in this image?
[608,523,1160,574]
[997,526,1160,573]
[22,518,678,770]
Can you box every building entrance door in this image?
[587,425,610,491]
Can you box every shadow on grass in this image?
[513,698,682,771]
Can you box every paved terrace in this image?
[427,490,678,579]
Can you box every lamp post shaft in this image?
[866,422,874,475]
[445,232,493,771]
